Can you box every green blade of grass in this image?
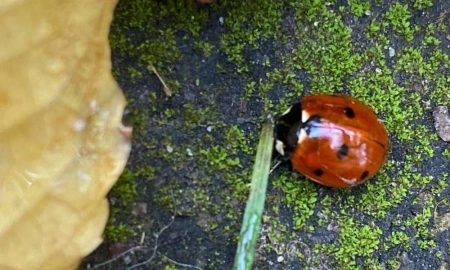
[233,116,274,270]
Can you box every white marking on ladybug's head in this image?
[297,128,307,144]
[301,110,310,123]
[275,140,285,156]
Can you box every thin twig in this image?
[139,232,146,245]
[93,193,200,270]
[148,64,172,97]
[160,253,204,270]
[91,246,145,269]
[126,215,175,270]
[269,159,283,175]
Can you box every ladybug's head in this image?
[274,102,303,158]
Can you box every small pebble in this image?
[277,256,284,263]
[131,203,148,216]
[123,255,132,265]
[388,47,395,58]
[206,126,213,132]
[400,252,414,269]
[327,221,339,232]
[433,106,450,141]
[166,145,174,153]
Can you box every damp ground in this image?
[83,1,450,269]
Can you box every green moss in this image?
[431,75,450,105]
[225,126,245,148]
[243,81,257,99]
[219,0,284,72]
[153,182,184,212]
[385,3,416,42]
[137,29,181,69]
[348,0,370,17]
[423,24,441,47]
[366,19,381,38]
[387,256,401,269]
[443,148,450,160]
[333,218,382,269]
[364,258,384,270]
[126,66,143,82]
[264,216,290,255]
[388,231,411,248]
[258,67,303,113]
[402,174,448,251]
[349,66,419,141]
[163,265,179,270]
[104,223,136,242]
[136,165,156,180]
[357,168,394,218]
[182,103,215,130]
[316,218,382,269]
[195,40,215,57]
[199,146,241,171]
[104,169,139,242]
[111,169,138,207]
[413,0,433,10]
[396,47,432,77]
[292,1,362,92]
[109,0,211,87]
[272,172,318,230]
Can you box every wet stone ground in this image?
[83,1,450,269]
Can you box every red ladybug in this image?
[275,94,389,188]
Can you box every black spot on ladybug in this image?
[337,143,349,159]
[314,168,324,177]
[360,170,369,180]
[344,107,355,118]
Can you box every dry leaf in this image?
[0,0,131,269]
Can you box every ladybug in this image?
[275,94,389,188]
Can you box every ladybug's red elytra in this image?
[275,94,389,188]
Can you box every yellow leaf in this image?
[0,0,131,269]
